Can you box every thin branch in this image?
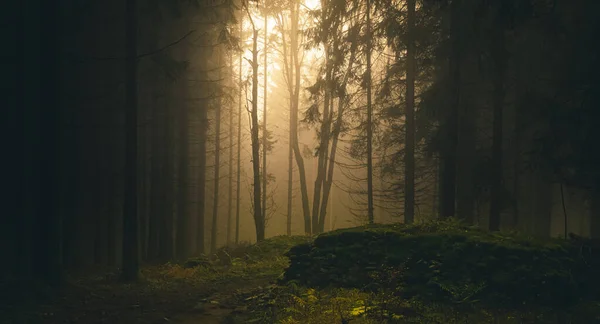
[64,30,195,62]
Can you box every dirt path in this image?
[167,279,268,324]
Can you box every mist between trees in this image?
[6,0,600,284]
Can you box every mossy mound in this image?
[208,235,313,265]
[283,220,600,311]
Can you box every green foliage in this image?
[283,219,600,312]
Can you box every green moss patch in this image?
[283,220,600,311]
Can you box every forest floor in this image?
[3,228,600,324]
[0,236,303,324]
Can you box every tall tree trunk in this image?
[177,100,189,259]
[211,50,223,253]
[489,21,507,232]
[197,101,208,254]
[32,0,62,284]
[311,48,332,234]
[439,0,461,219]
[404,0,416,224]
[227,52,234,246]
[121,0,139,281]
[366,0,375,224]
[262,16,268,231]
[160,91,175,261]
[148,85,164,261]
[289,2,311,234]
[287,115,293,236]
[250,22,264,241]
[235,18,243,244]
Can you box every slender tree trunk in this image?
[262,16,268,231]
[439,0,461,219]
[311,48,332,234]
[287,115,293,236]
[160,94,175,261]
[366,0,375,224]
[33,0,62,284]
[177,101,190,259]
[250,23,264,241]
[489,24,507,231]
[404,0,416,224]
[211,50,223,253]
[121,0,139,281]
[235,17,243,244]
[197,101,208,254]
[227,52,234,246]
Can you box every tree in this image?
[121,0,139,282]
[403,0,416,224]
[262,11,269,234]
[246,6,265,242]
[274,0,312,234]
[211,47,224,253]
[365,0,375,224]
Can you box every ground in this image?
[2,225,600,324]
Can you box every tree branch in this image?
[63,30,195,62]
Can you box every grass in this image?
[0,236,309,324]
[3,228,599,323]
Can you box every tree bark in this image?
[177,94,190,259]
[211,50,223,253]
[250,21,264,241]
[489,19,507,232]
[235,17,243,244]
[262,15,268,232]
[439,0,461,219]
[404,0,416,224]
[366,0,375,224]
[121,0,139,282]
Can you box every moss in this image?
[282,219,599,311]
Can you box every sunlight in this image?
[304,0,320,10]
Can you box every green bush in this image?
[282,219,600,312]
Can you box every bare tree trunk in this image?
[439,0,461,219]
[311,48,332,234]
[235,17,243,244]
[489,23,507,231]
[211,50,223,253]
[292,3,311,234]
[177,99,190,259]
[197,100,207,254]
[287,118,293,236]
[262,16,268,232]
[121,0,139,281]
[251,27,264,241]
[227,51,234,246]
[404,0,416,224]
[366,0,375,224]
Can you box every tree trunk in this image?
[261,15,268,233]
[160,92,175,261]
[32,0,62,284]
[250,25,264,241]
[489,22,507,232]
[366,0,375,224]
[121,0,139,282]
[439,0,461,219]
[177,99,190,259]
[235,18,243,244]
[211,50,223,253]
[227,52,234,246]
[311,49,332,234]
[404,0,416,224]
[197,101,208,254]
